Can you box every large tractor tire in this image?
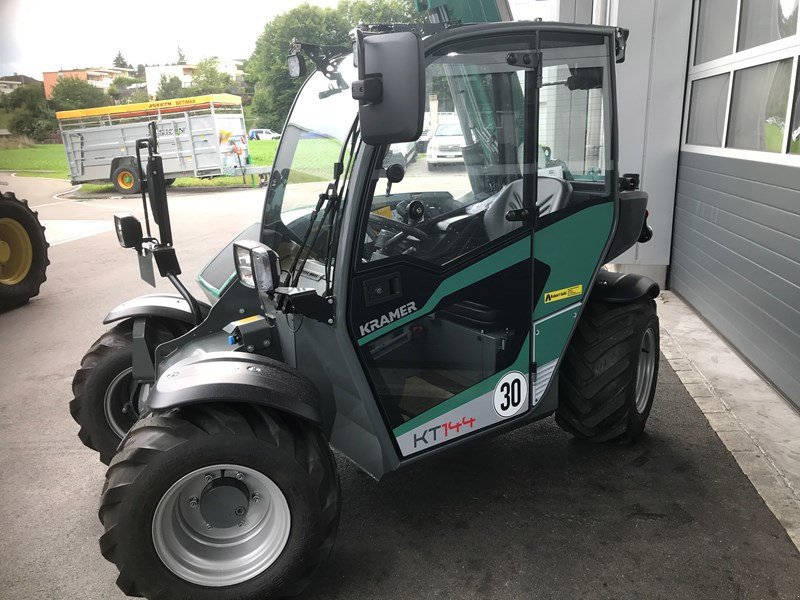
[99,404,340,600]
[556,296,659,443]
[0,191,49,310]
[70,319,186,464]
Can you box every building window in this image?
[686,73,730,146]
[694,0,738,65]
[788,62,800,152]
[727,59,792,152]
[738,0,798,52]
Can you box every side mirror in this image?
[114,213,143,249]
[288,54,306,79]
[234,240,281,295]
[352,30,424,145]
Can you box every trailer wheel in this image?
[556,296,659,443]
[0,191,49,311]
[99,404,340,600]
[112,165,140,194]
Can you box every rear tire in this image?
[0,191,49,310]
[556,295,659,443]
[112,165,140,194]
[99,404,340,600]
[70,320,182,464]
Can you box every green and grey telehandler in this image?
[86,20,658,599]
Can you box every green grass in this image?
[0,139,281,189]
[0,143,70,177]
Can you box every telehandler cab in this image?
[89,21,658,599]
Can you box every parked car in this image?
[426,122,465,169]
[248,128,281,140]
[384,141,418,170]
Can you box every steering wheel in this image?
[368,213,429,252]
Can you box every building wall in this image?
[145,65,195,98]
[42,70,87,99]
[672,151,800,408]
[672,0,800,409]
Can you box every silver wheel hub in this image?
[152,464,291,587]
[634,327,657,414]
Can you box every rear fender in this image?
[592,269,660,303]
[146,351,330,434]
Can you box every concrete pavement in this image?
[0,178,798,599]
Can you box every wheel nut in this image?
[252,493,260,503]
[205,523,212,529]
[189,496,199,508]
[235,506,247,517]
[205,473,214,482]
[235,472,244,480]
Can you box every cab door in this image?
[347,34,542,458]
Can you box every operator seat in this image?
[483,177,572,240]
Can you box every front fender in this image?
[146,351,328,432]
[103,293,209,326]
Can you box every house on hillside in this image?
[0,74,41,94]
[42,67,135,99]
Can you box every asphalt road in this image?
[0,176,798,599]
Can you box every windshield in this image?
[263,57,357,229]
[434,123,462,137]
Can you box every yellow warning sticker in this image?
[544,284,583,303]
[373,206,393,218]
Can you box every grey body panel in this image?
[103,293,210,326]
[147,351,325,427]
[671,152,800,409]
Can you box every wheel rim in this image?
[634,327,657,414]
[152,464,291,587]
[103,367,143,438]
[0,218,33,285]
[116,171,135,190]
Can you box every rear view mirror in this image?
[352,30,424,145]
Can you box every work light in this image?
[233,240,281,295]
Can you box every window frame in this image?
[682,0,800,166]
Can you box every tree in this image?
[136,64,146,78]
[113,51,132,69]
[6,84,55,141]
[5,83,48,112]
[108,76,143,103]
[177,47,187,65]
[185,58,234,95]
[128,89,150,104]
[49,77,109,111]
[247,0,415,129]
[156,75,185,100]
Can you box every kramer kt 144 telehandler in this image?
[81,20,658,599]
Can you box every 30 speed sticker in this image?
[544,284,583,303]
[493,371,528,418]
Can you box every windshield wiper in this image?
[283,116,360,293]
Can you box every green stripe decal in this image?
[358,236,531,346]
[393,334,530,437]
[197,271,236,299]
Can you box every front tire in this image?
[70,320,181,464]
[99,404,340,600]
[556,295,659,442]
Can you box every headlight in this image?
[233,240,281,294]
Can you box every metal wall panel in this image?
[672,151,800,409]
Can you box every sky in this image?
[0,0,340,77]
